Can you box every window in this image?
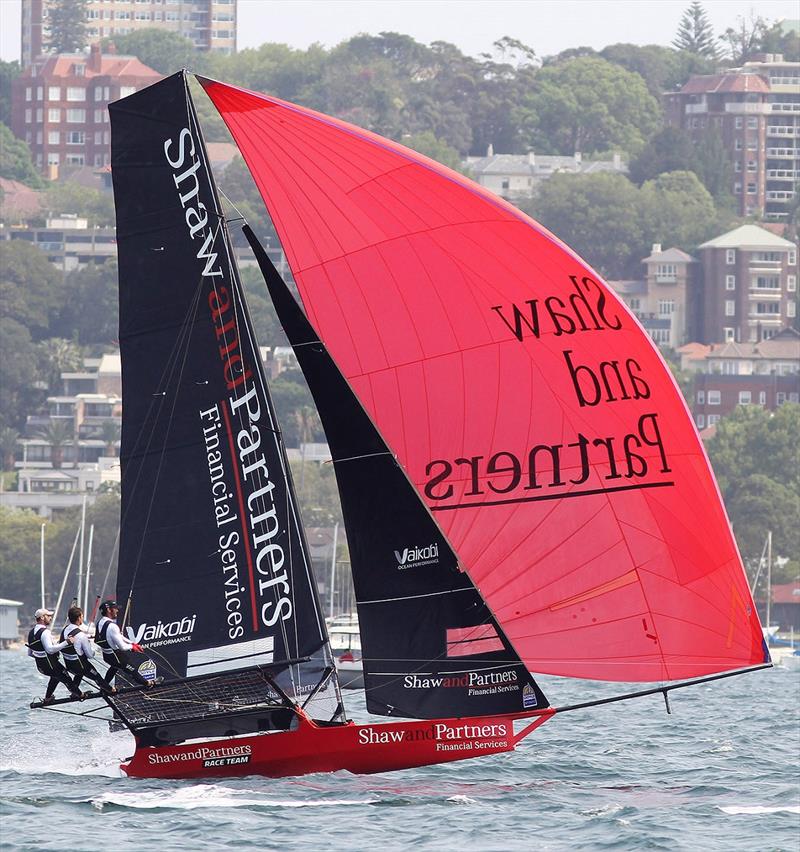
[734,161,742,172]
[696,414,706,428]
[66,108,85,123]
[47,152,60,166]
[25,108,31,122]
[25,87,31,101]
[36,130,42,144]
[788,302,797,318]
[747,160,757,172]
[696,390,705,404]
[747,182,756,195]
[708,414,720,426]
[726,249,736,265]
[776,392,786,405]
[36,86,43,100]
[726,275,736,290]
[734,182,742,195]
[788,276,797,292]
[48,108,60,122]
[628,297,641,312]
[94,88,103,102]
[656,263,677,280]
[119,86,136,98]
[747,139,757,150]
[707,390,721,405]
[755,302,780,315]
[747,117,758,129]
[735,117,743,128]
[725,300,735,316]
[94,154,103,166]
[739,391,751,405]
[48,131,60,144]
[753,275,780,290]
[66,130,85,145]
[94,131,103,144]
[66,87,86,101]
[658,299,675,316]
[72,64,85,77]
[65,153,85,165]
[789,250,797,265]
[650,328,670,344]
[724,327,735,342]
[759,391,766,405]
[48,86,60,100]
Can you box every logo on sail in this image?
[394,542,439,570]
[127,614,197,647]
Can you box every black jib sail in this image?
[244,227,549,720]
[110,72,341,724]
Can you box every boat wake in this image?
[92,785,381,811]
[717,805,800,815]
[0,727,130,778]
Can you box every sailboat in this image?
[32,72,770,780]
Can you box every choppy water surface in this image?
[1,650,797,850]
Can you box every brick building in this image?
[11,44,160,172]
[683,327,800,429]
[22,0,237,68]
[696,224,797,344]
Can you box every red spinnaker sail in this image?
[202,78,767,682]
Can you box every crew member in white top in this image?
[60,605,112,694]
[27,608,81,704]
[95,600,152,688]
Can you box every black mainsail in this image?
[244,227,548,720]
[110,72,342,730]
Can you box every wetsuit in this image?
[60,623,108,693]
[28,624,80,701]
[96,616,150,687]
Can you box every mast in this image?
[39,523,45,609]
[328,521,338,620]
[766,530,772,631]
[52,522,80,627]
[83,523,94,614]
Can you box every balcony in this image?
[766,147,798,158]
[725,102,771,115]
[767,169,798,180]
[685,103,708,114]
[748,289,782,298]
[748,258,782,266]
[768,76,800,87]
[767,190,796,201]
[767,125,798,137]
[771,103,800,113]
[748,314,783,323]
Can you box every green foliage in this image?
[639,170,718,252]
[290,459,343,528]
[35,418,74,469]
[599,44,716,98]
[36,337,84,394]
[46,0,88,53]
[719,13,769,64]
[759,22,800,62]
[0,427,20,471]
[0,61,21,126]
[240,265,286,346]
[0,241,61,336]
[217,156,278,249]
[706,405,800,564]
[104,29,201,75]
[45,182,115,226]
[402,131,464,172]
[53,258,119,345]
[672,2,718,58]
[270,370,323,448]
[521,57,661,157]
[0,122,45,188]
[0,507,45,609]
[524,172,646,278]
[0,318,43,431]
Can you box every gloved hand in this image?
[131,643,144,653]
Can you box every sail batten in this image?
[204,78,768,683]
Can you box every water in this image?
[1,649,798,851]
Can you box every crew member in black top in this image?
[60,605,112,694]
[28,608,81,704]
[95,600,152,688]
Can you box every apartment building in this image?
[22,0,237,67]
[3,215,116,270]
[664,56,800,220]
[697,224,797,344]
[10,44,160,172]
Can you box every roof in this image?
[98,353,121,376]
[704,329,800,363]
[206,142,239,170]
[680,73,771,95]
[642,247,696,264]
[27,52,161,81]
[608,279,647,296]
[0,177,44,219]
[699,224,797,250]
[772,581,800,605]
[677,342,712,361]
[0,598,24,607]
[466,152,626,178]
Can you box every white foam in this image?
[581,804,624,818]
[446,794,477,805]
[718,805,800,815]
[93,785,380,810]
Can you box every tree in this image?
[100,420,121,457]
[45,181,115,226]
[0,122,45,188]
[403,131,464,172]
[0,507,46,608]
[0,240,61,337]
[36,338,83,394]
[759,21,800,62]
[46,0,88,54]
[524,172,646,278]
[639,170,719,252]
[36,419,74,469]
[522,57,661,156]
[0,318,43,430]
[0,427,19,471]
[105,29,200,75]
[600,44,716,98]
[706,404,800,566]
[54,259,119,345]
[0,61,21,126]
[673,2,718,58]
[719,13,769,64]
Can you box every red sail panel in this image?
[201,79,767,682]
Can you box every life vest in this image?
[28,624,60,668]
[60,624,81,662]
[95,617,116,659]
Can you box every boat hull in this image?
[121,710,553,779]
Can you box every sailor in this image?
[95,600,152,688]
[60,605,113,694]
[28,608,82,704]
